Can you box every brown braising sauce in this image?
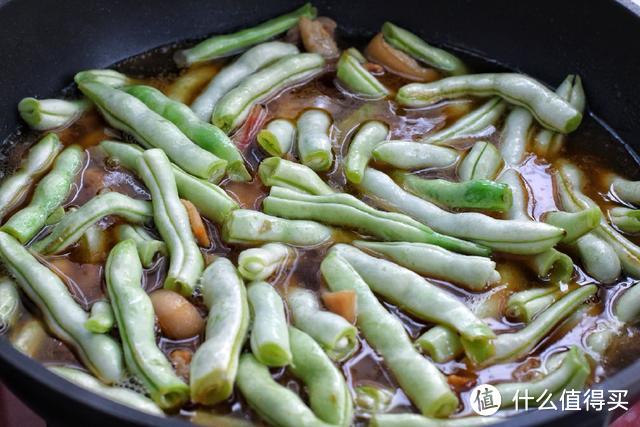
[1,39,638,425]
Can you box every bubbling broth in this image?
[1,11,639,426]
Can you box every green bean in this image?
[114,224,167,268]
[174,3,317,66]
[468,284,597,366]
[533,75,585,157]
[288,288,357,361]
[336,48,389,99]
[345,121,389,183]
[191,42,299,121]
[10,318,47,357]
[610,177,640,206]
[49,366,164,416]
[358,168,564,254]
[458,141,503,181]
[353,240,499,291]
[372,141,458,170]
[31,192,152,255]
[191,258,249,405]
[354,384,394,414]
[79,82,226,182]
[496,346,590,407]
[321,252,458,417]
[247,281,291,367]
[124,85,250,182]
[331,244,495,347]
[421,97,507,145]
[397,73,583,133]
[0,134,63,221]
[213,53,325,133]
[258,157,334,195]
[500,107,533,166]
[100,140,238,223]
[395,173,511,211]
[262,186,490,256]
[258,119,296,157]
[238,243,292,281]
[296,108,333,172]
[222,208,334,246]
[526,249,574,285]
[558,162,640,278]
[586,325,620,356]
[236,354,332,427]
[610,207,640,233]
[2,145,84,243]
[18,98,89,131]
[506,288,565,323]
[106,239,189,410]
[371,413,500,427]
[74,69,132,87]
[84,300,114,334]
[289,327,353,426]
[0,231,123,382]
[614,282,640,324]
[75,223,109,264]
[0,276,20,332]
[416,326,463,363]
[137,149,204,296]
[544,208,601,243]
[381,22,467,76]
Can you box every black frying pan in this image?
[1,0,640,426]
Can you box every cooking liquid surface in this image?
[1,39,639,425]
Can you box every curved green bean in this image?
[288,288,358,361]
[106,239,189,410]
[248,281,291,367]
[0,134,63,221]
[212,53,325,133]
[262,186,490,256]
[345,121,389,183]
[137,149,203,296]
[0,276,20,332]
[84,300,114,334]
[469,284,597,366]
[114,224,166,268]
[50,366,164,416]
[397,73,583,133]
[75,69,132,87]
[321,252,458,417]
[526,248,574,285]
[382,22,467,76]
[353,240,499,291]
[336,48,389,99]
[371,413,500,427]
[32,192,152,255]
[222,208,334,246]
[2,145,84,243]
[458,141,503,181]
[18,98,89,131]
[395,173,512,211]
[610,177,640,206]
[372,141,458,170]
[496,346,590,407]
[258,157,334,195]
[296,108,333,172]
[238,243,292,281]
[0,231,123,383]
[506,288,565,323]
[174,3,316,66]
[79,81,226,182]
[544,208,601,243]
[610,207,640,233]
[124,84,250,182]
[500,107,533,166]
[191,42,299,121]
[416,325,463,363]
[358,168,564,254]
[331,244,495,346]
[258,118,296,157]
[421,97,506,145]
[236,353,332,427]
[100,140,238,223]
[191,258,249,405]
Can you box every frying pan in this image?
[1,0,640,426]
